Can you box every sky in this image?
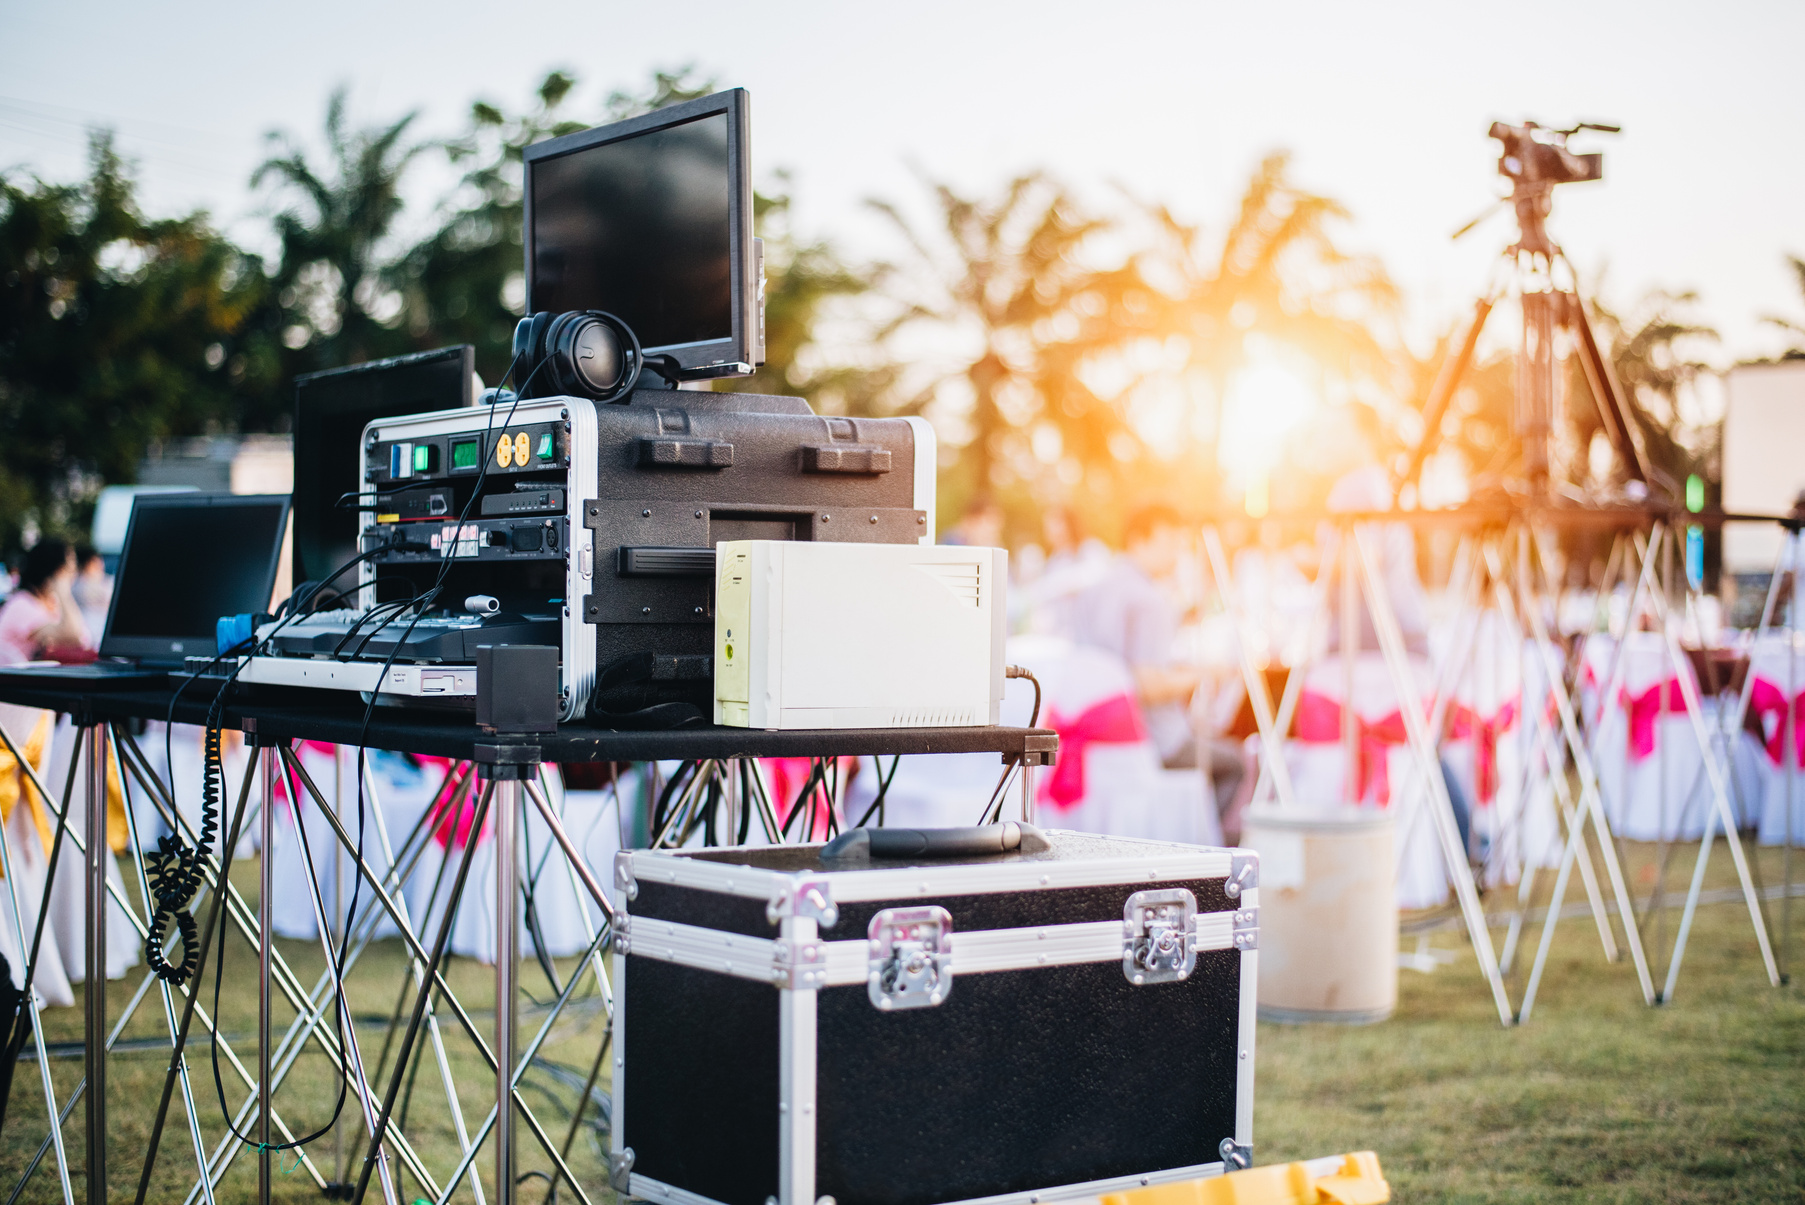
[2,0,1802,363]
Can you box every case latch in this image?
[613,851,638,901]
[867,906,952,1010]
[1123,888,1197,985]
[767,877,839,928]
[1224,851,1259,899]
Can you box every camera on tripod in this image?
[1489,120,1616,189]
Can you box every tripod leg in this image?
[1399,296,1494,493]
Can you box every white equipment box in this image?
[714,540,1006,729]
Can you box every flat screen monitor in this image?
[103,493,291,665]
[292,346,475,586]
[524,88,758,380]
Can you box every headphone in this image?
[512,310,645,402]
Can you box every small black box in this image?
[475,644,559,733]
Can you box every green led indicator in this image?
[451,440,479,470]
[536,433,555,460]
[413,445,431,471]
[1686,474,1704,513]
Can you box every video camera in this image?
[1488,120,1616,189]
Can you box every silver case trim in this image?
[355,396,597,721]
[617,912,1243,986]
[621,832,1233,908]
[625,1160,1237,1205]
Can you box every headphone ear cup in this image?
[544,311,585,396]
[516,311,556,396]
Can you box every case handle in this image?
[821,822,1049,860]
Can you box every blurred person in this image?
[1021,505,1110,636]
[72,543,112,637]
[0,539,90,664]
[1069,505,1205,767]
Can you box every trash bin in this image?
[1240,806,1396,1024]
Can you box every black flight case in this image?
[610,829,1260,1205]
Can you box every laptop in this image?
[0,493,291,690]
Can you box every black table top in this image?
[0,674,1058,765]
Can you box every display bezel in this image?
[100,492,292,665]
[523,88,756,381]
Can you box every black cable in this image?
[735,761,753,845]
[520,820,564,998]
[147,536,407,994]
[322,354,533,1167]
[178,350,531,1161]
[853,756,902,829]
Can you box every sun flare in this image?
[1219,359,1317,514]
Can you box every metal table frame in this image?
[0,680,1054,1205]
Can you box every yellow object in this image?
[0,711,55,867]
[1100,1153,1388,1205]
[513,431,531,464]
[376,513,400,524]
[496,435,514,468]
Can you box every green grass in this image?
[2,844,1802,1203]
[1257,844,1805,1203]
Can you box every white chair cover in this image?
[844,635,1221,846]
[1743,632,1805,846]
[41,716,138,986]
[0,702,73,1006]
[268,746,445,943]
[1582,633,1766,841]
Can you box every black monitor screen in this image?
[293,347,473,586]
[106,498,289,653]
[528,112,731,351]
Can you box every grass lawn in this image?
[1,842,1801,1203]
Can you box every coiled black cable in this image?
[142,722,221,983]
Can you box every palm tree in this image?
[1138,152,1399,444]
[1762,253,1805,360]
[870,172,1146,527]
[717,179,881,411]
[1588,286,1720,490]
[254,88,425,367]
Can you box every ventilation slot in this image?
[916,562,982,607]
[890,707,977,727]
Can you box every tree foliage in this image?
[871,172,1146,531]
[1761,253,1805,360]
[253,88,427,369]
[0,71,1763,559]
[0,135,279,550]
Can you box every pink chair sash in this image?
[1749,679,1805,768]
[1293,691,1409,804]
[1622,679,1687,761]
[1446,700,1518,805]
[1040,694,1146,809]
[421,758,485,848]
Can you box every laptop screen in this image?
[102,494,292,664]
